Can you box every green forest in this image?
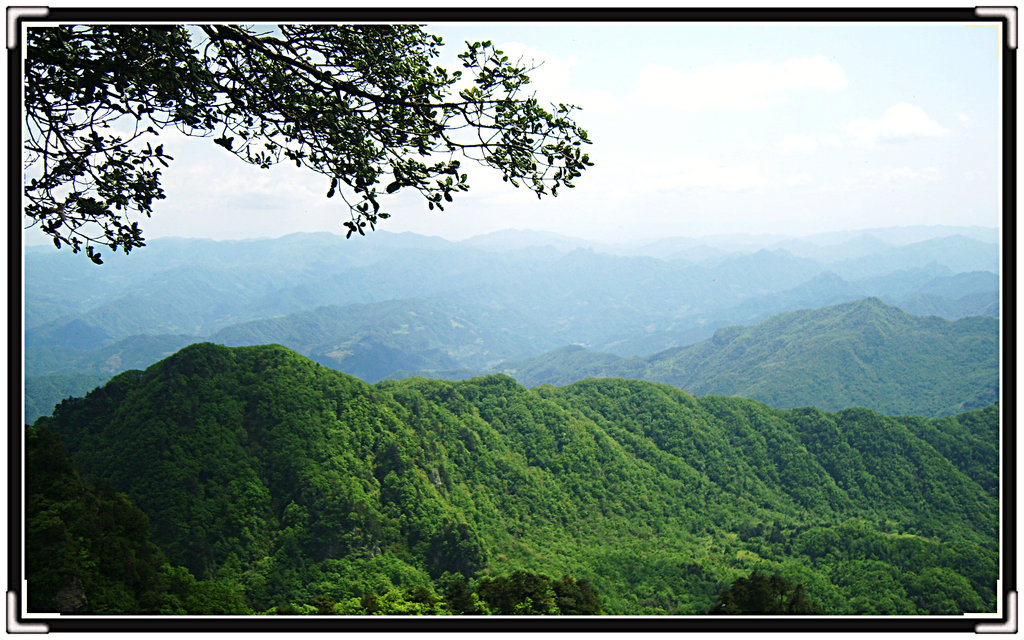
[491,297,998,417]
[26,343,999,616]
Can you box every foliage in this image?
[264,570,598,615]
[24,425,251,614]
[475,571,601,614]
[25,25,592,262]
[708,571,824,614]
[32,343,999,615]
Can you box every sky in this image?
[22,16,1005,246]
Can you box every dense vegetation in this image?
[708,571,824,614]
[30,343,999,615]
[25,426,252,614]
[491,298,998,417]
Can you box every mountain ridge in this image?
[25,297,999,421]
[479,298,999,417]
[32,341,998,615]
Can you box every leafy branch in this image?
[23,24,593,261]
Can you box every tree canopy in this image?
[32,342,998,615]
[24,24,592,263]
[708,571,824,615]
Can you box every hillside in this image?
[486,298,998,417]
[643,298,998,416]
[24,296,998,423]
[32,343,999,615]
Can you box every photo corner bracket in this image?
[6,6,49,50]
[975,591,1018,634]
[975,6,1017,49]
[6,592,48,634]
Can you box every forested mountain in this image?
[24,295,998,422]
[436,298,999,417]
[31,343,999,616]
[25,426,252,614]
[630,297,998,417]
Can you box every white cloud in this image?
[785,172,814,187]
[845,103,948,147]
[957,113,975,127]
[597,153,817,199]
[572,89,620,116]
[651,155,772,191]
[883,167,941,183]
[631,55,846,111]
[777,133,841,155]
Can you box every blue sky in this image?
[24,18,1005,245]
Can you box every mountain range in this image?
[30,342,999,615]
[25,297,998,423]
[23,227,1000,423]
[477,298,999,417]
[26,228,998,353]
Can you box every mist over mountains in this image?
[24,225,999,422]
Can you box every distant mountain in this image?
[25,288,1000,419]
[787,225,998,247]
[209,297,549,381]
[26,228,998,353]
[641,298,998,416]
[831,235,998,279]
[892,291,998,320]
[697,249,824,293]
[698,268,998,336]
[771,233,891,264]
[23,229,1000,390]
[25,334,198,378]
[911,270,1000,299]
[24,374,109,424]
[493,345,644,387]
[473,299,998,417]
[33,342,998,615]
[703,271,868,326]
[25,234,360,338]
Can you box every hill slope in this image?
[490,298,998,417]
[642,298,998,416]
[34,343,999,615]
